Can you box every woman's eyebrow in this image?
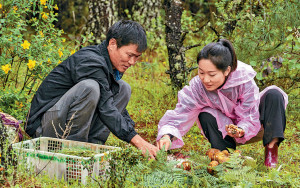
[198,68,216,73]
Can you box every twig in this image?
[88,174,102,187]
[62,112,76,139]
[51,111,76,139]
[35,152,56,177]
[180,43,203,53]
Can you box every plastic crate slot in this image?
[47,140,62,152]
[66,157,82,182]
[23,143,30,149]
[35,139,40,150]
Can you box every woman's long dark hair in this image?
[197,39,237,73]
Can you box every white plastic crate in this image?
[12,137,119,184]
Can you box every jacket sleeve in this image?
[121,108,135,127]
[234,80,261,143]
[156,77,206,149]
[75,58,137,143]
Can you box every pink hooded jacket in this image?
[157,61,288,149]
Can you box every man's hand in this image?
[225,124,245,138]
[156,135,172,151]
[130,134,159,159]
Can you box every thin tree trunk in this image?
[86,0,118,44]
[131,0,161,28]
[164,0,186,90]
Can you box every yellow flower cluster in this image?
[27,60,36,70]
[21,40,30,50]
[1,64,11,74]
[42,12,48,19]
[16,101,24,109]
[58,49,63,57]
[39,31,44,37]
[54,4,59,10]
[40,0,47,6]
[0,4,2,9]
[71,49,76,55]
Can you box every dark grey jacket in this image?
[26,41,137,143]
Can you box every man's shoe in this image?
[264,143,278,168]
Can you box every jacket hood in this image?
[222,61,257,89]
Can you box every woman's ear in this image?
[224,66,231,76]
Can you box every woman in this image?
[156,39,288,168]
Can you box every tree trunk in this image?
[164,0,186,90]
[131,0,161,28]
[86,0,118,44]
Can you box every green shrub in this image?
[0,0,93,120]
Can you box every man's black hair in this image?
[106,20,147,53]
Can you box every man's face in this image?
[108,39,142,73]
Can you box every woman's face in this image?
[198,59,231,91]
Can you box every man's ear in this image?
[108,38,117,50]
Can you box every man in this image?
[25,20,159,159]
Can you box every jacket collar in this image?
[98,40,114,75]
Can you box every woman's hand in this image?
[156,135,172,151]
[226,124,245,138]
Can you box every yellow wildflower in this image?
[47,58,51,63]
[44,6,47,8]
[27,59,36,70]
[21,40,30,50]
[0,4,2,9]
[40,0,47,6]
[58,49,63,57]
[13,6,18,11]
[62,38,66,42]
[16,102,24,109]
[39,31,44,37]
[188,135,191,137]
[1,64,11,74]
[71,49,76,55]
[54,4,58,10]
[58,60,62,64]
[42,12,48,19]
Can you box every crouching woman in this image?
[156,39,288,168]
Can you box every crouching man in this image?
[26,20,159,159]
